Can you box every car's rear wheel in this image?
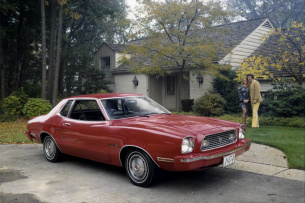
[43,136,61,162]
[125,150,158,187]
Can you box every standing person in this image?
[238,76,250,126]
[247,74,263,128]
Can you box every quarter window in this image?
[60,100,73,117]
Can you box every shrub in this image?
[2,96,23,116]
[2,88,29,116]
[0,113,17,122]
[81,68,109,94]
[22,98,52,119]
[10,88,29,107]
[24,83,41,98]
[181,99,194,112]
[262,82,305,117]
[212,69,240,113]
[193,93,226,117]
[217,114,305,128]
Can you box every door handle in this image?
[63,123,71,126]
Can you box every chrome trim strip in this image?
[119,145,161,168]
[39,131,63,153]
[181,142,251,163]
[157,157,174,162]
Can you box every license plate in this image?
[223,154,235,167]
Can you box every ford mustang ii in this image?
[26,93,251,187]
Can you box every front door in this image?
[57,99,111,163]
[165,75,177,110]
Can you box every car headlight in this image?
[239,125,245,139]
[181,137,194,154]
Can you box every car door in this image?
[57,99,111,163]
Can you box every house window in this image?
[166,76,175,95]
[101,57,110,76]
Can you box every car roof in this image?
[66,93,144,100]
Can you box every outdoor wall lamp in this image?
[196,75,203,85]
[132,76,139,86]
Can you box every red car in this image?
[26,93,251,187]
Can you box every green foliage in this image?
[216,114,305,128]
[181,99,194,112]
[22,98,52,119]
[2,96,23,116]
[0,113,17,122]
[262,82,305,117]
[81,68,109,94]
[24,83,41,98]
[99,89,109,94]
[193,93,226,117]
[172,111,200,116]
[10,88,29,107]
[212,69,240,113]
[2,88,29,117]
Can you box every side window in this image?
[60,100,73,117]
[69,100,105,121]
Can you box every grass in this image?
[1,117,304,170]
[0,118,33,144]
[245,126,305,170]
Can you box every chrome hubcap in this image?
[128,154,148,182]
[45,139,55,158]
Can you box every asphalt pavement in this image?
[0,144,304,203]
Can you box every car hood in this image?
[139,114,239,135]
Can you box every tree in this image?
[225,0,305,28]
[0,0,127,101]
[40,0,47,99]
[121,0,231,111]
[237,21,305,85]
[58,0,127,97]
[52,1,64,106]
[0,0,41,98]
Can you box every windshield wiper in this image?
[141,112,170,117]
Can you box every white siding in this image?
[219,19,274,69]
[115,73,148,95]
[189,72,214,100]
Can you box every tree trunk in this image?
[0,38,5,99]
[177,68,183,112]
[12,1,25,91]
[41,0,47,99]
[52,4,63,106]
[58,59,65,96]
[46,0,57,100]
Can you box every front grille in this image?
[201,129,237,151]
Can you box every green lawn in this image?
[245,126,305,170]
[1,118,304,170]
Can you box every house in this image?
[94,18,276,110]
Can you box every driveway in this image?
[0,144,304,203]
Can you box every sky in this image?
[125,0,141,19]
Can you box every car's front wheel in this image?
[43,136,61,162]
[125,150,158,187]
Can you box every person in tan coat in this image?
[247,74,263,128]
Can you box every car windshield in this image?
[101,96,170,120]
